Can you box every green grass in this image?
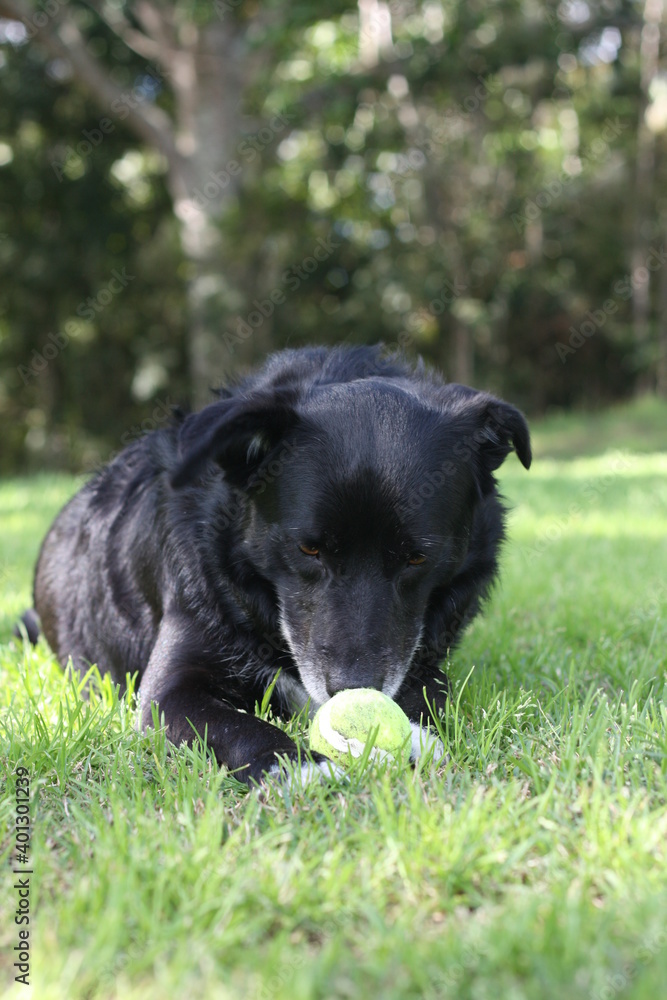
[531,394,667,459]
[1,397,667,1000]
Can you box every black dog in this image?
[24,345,530,784]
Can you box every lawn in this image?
[1,397,666,1000]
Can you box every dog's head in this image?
[172,370,530,707]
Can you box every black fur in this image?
[25,345,531,784]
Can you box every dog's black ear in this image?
[446,387,531,496]
[474,396,532,474]
[170,388,299,489]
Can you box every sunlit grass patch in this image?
[1,401,666,999]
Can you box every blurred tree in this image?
[226,0,662,409]
[0,11,186,472]
[0,0,665,472]
[0,0,288,403]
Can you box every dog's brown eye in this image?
[408,553,426,566]
[299,543,320,557]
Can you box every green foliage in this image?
[0,402,666,998]
[225,0,660,412]
[0,10,186,473]
[1,0,666,473]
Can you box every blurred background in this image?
[0,0,666,473]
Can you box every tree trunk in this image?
[167,21,269,406]
[658,223,667,396]
[632,0,663,391]
[0,2,281,406]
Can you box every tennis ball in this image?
[310,688,412,767]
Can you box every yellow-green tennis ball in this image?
[310,689,412,767]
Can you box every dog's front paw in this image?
[264,753,347,789]
[409,722,447,765]
[296,757,347,786]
